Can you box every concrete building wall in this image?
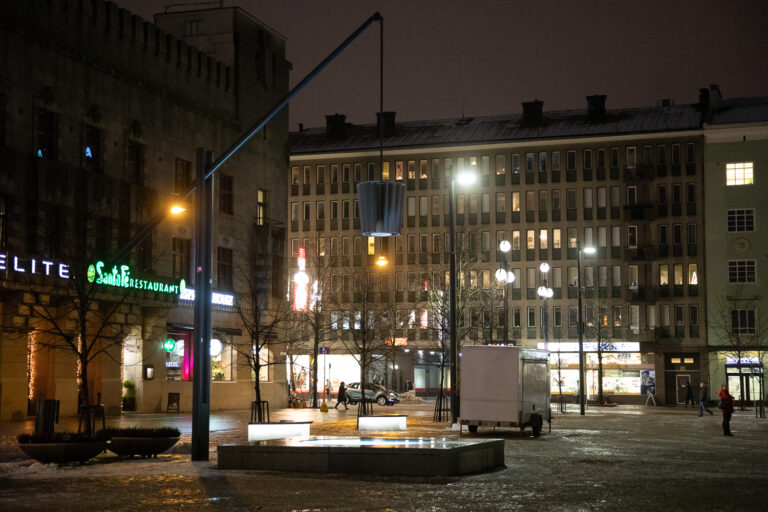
[703,125,768,400]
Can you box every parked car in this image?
[345,382,399,406]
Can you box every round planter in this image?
[108,437,180,458]
[19,441,106,464]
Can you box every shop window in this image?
[211,334,234,381]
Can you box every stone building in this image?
[0,0,290,420]
[289,95,710,405]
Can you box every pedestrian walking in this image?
[325,379,331,401]
[334,381,348,410]
[717,384,735,436]
[698,382,714,417]
[684,380,694,408]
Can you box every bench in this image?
[247,421,312,441]
[357,415,407,432]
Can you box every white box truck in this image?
[460,345,550,436]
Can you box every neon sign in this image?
[292,247,309,311]
[163,338,176,352]
[87,261,183,295]
[178,288,234,307]
[0,253,69,279]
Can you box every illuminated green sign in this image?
[163,338,176,352]
[87,261,183,295]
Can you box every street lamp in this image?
[449,164,477,425]
[577,241,596,415]
[537,262,553,347]
[496,240,515,344]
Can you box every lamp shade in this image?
[357,181,406,236]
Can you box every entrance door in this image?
[676,374,691,404]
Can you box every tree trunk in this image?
[79,354,92,436]
[312,326,320,408]
[597,348,604,405]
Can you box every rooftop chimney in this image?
[521,100,544,127]
[325,113,347,139]
[377,111,396,138]
[586,94,607,123]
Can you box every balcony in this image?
[624,245,654,261]
[623,204,654,221]
[623,166,654,181]
[624,286,656,302]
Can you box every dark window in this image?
[0,94,6,145]
[127,141,145,185]
[566,151,576,170]
[731,309,755,334]
[728,260,756,283]
[175,158,192,194]
[220,174,234,215]
[218,247,233,290]
[138,236,153,273]
[0,196,8,249]
[36,110,59,160]
[83,125,103,171]
[172,237,192,282]
[727,209,754,232]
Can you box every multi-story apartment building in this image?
[0,1,290,420]
[703,90,768,405]
[290,95,709,405]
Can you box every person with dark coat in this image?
[717,384,735,436]
[334,381,348,410]
[699,382,714,417]
[684,381,694,408]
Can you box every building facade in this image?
[703,91,768,405]
[289,95,711,405]
[0,0,290,420]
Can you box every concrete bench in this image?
[248,421,312,441]
[357,415,407,432]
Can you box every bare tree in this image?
[335,267,388,416]
[709,288,768,413]
[289,241,337,408]
[583,296,613,405]
[232,223,292,421]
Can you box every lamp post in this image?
[496,240,515,344]
[537,262,553,346]
[576,241,596,416]
[449,165,477,425]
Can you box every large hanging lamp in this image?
[357,180,405,236]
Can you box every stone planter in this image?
[108,437,180,458]
[19,440,106,465]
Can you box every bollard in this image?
[34,399,59,436]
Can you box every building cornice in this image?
[290,130,704,162]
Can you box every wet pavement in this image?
[1,402,767,511]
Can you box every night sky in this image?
[120,0,768,130]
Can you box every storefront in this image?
[539,342,652,404]
[706,352,766,405]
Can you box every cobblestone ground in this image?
[1,402,766,511]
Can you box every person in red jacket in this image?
[717,384,735,436]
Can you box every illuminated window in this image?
[684,357,694,364]
[381,162,389,180]
[256,190,267,225]
[727,209,754,232]
[211,334,233,381]
[728,260,755,283]
[670,357,681,364]
[367,237,375,255]
[726,162,754,186]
